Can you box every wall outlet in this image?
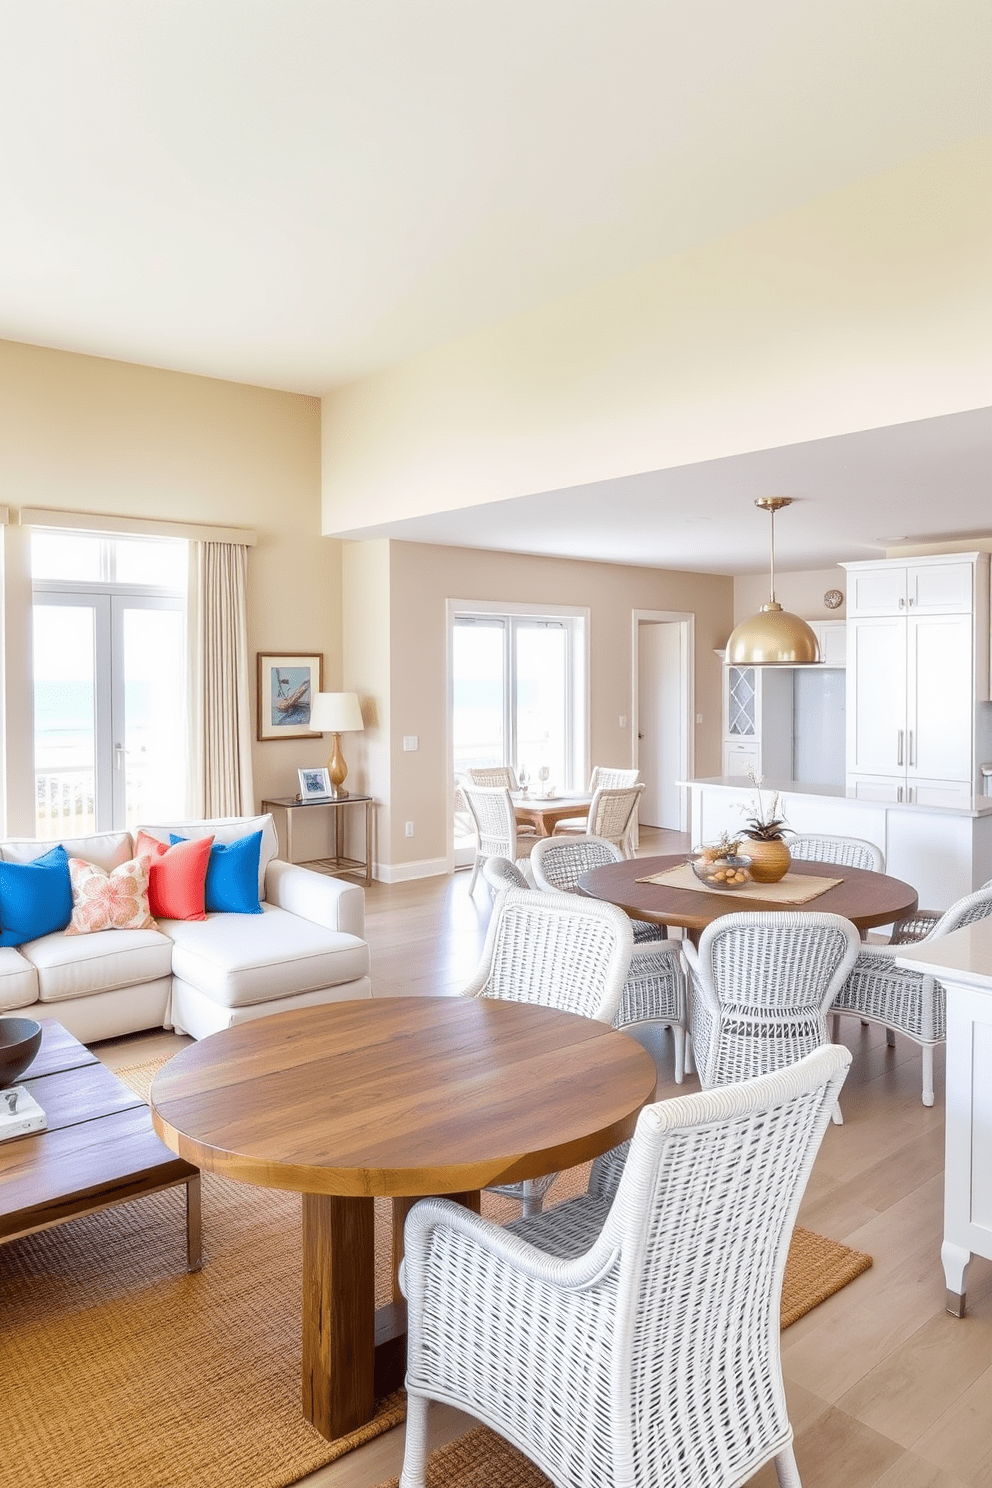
[402,735,419,751]
[619,715,627,727]
[405,821,414,837]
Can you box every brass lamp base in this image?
[328,733,349,798]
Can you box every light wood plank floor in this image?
[97,829,992,1488]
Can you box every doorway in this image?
[632,612,693,830]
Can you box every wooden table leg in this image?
[302,1193,375,1440]
[185,1173,202,1273]
[390,1190,482,1299]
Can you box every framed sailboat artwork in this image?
[256,652,324,740]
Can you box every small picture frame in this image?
[257,653,323,740]
[298,767,332,801]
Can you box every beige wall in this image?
[733,567,847,625]
[0,338,336,835]
[322,138,992,535]
[345,539,732,876]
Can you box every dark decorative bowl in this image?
[690,854,753,890]
[0,1017,43,1087]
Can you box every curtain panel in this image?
[188,542,254,817]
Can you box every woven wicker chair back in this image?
[482,857,530,893]
[588,765,640,792]
[462,785,521,858]
[468,766,519,790]
[399,1045,852,1488]
[688,911,860,1087]
[929,883,992,940]
[464,887,633,1025]
[531,834,623,893]
[586,784,644,844]
[788,834,885,873]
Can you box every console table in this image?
[261,795,373,886]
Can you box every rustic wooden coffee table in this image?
[0,1018,201,1267]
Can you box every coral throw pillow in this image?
[135,831,213,921]
[170,830,263,914]
[65,856,158,936]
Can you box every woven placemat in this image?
[637,862,843,904]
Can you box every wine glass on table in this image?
[517,766,529,797]
[537,765,550,796]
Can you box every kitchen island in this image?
[681,777,992,914]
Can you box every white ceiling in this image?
[2,2,991,573]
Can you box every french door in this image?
[451,609,586,863]
[33,592,186,837]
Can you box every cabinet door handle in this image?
[897,729,904,766]
[909,730,914,767]
[898,785,903,802]
[899,596,905,609]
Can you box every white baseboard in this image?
[374,855,450,884]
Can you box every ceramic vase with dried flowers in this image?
[738,771,792,883]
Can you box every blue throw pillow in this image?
[0,844,73,946]
[170,831,263,914]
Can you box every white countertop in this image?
[681,778,992,819]
[896,917,992,989]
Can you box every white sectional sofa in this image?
[0,813,372,1044]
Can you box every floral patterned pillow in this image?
[65,856,158,935]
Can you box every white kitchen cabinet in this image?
[719,661,793,779]
[807,619,847,666]
[844,553,992,801]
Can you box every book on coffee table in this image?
[0,1085,47,1141]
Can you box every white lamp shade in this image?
[310,691,365,733]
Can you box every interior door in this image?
[636,621,682,828]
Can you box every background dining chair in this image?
[788,834,885,873]
[399,1044,852,1488]
[831,881,992,1105]
[684,911,860,1123]
[552,783,645,858]
[461,784,539,895]
[459,885,634,1214]
[468,765,519,789]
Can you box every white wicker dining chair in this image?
[552,783,645,858]
[461,784,539,895]
[788,834,885,873]
[399,1043,852,1488]
[468,765,519,789]
[530,833,666,939]
[459,886,634,1214]
[497,842,690,1083]
[683,911,860,1124]
[831,881,992,1106]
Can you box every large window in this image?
[451,606,587,857]
[32,531,188,838]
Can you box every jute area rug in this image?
[1,1057,871,1488]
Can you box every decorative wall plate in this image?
[823,588,843,610]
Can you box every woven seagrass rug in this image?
[1,1056,871,1488]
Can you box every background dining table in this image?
[512,792,591,836]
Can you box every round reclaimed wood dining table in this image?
[578,852,919,940]
[149,996,657,1442]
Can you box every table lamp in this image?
[309,692,364,798]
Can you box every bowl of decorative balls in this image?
[690,838,753,890]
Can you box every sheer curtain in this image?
[187,541,254,817]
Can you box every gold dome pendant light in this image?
[726,497,820,665]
